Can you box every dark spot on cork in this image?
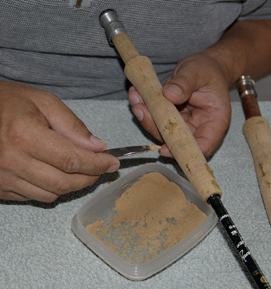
[259,163,266,177]
[256,119,265,125]
[205,163,215,178]
[211,180,220,190]
[264,180,271,188]
[164,120,177,135]
[185,164,191,175]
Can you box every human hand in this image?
[0,81,119,202]
[128,53,231,158]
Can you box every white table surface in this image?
[1,99,270,289]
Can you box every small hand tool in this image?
[99,10,270,288]
[104,145,160,159]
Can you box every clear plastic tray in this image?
[71,164,217,280]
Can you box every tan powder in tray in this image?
[87,172,207,264]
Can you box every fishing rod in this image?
[99,9,270,289]
[237,75,271,225]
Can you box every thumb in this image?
[162,62,198,105]
[39,96,107,152]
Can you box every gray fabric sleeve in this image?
[240,0,271,19]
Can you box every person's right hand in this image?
[128,52,232,158]
[0,81,120,202]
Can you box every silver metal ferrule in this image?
[237,75,257,98]
[99,9,126,45]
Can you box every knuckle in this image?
[86,176,99,187]
[5,118,29,146]
[90,158,109,175]
[0,191,24,201]
[60,152,80,173]
[52,175,97,196]
[90,157,104,172]
[0,162,17,189]
[71,118,88,133]
[0,178,12,191]
[42,193,59,203]
[0,154,12,172]
[53,179,71,195]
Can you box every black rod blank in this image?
[208,195,270,289]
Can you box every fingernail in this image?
[159,146,172,157]
[159,145,169,154]
[133,108,144,121]
[90,135,107,147]
[165,85,182,97]
[106,162,120,173]
[129,93,141,105]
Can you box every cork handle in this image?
[243,116,271,223]
[124,55,222,202]
[113,33,139,64]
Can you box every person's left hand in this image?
[128,52,232,158]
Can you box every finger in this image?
[0,171,54,202]
[179,103,229,157]
[1,154,101,202]
[193,118,228,157]
[16,156,101,197]
[7,178,59,203]
[162,59,204,105]
[0,191,29,202]
[2,153,101,202]
[163,78,192,105]
[15,172,99,202]
[128,87,163,142]
[128,86,144,105]
[31,89,107,152]
[131,103,163,142]
[10,116,120,175]
[159,144,174,158]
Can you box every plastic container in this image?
[71,164,217,280]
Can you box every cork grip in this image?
[113,33,222,203]
[243,116,271,222]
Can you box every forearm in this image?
[202,20,271,89]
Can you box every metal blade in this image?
[104,145,152,159]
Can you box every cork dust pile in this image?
[87,172,206,264]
